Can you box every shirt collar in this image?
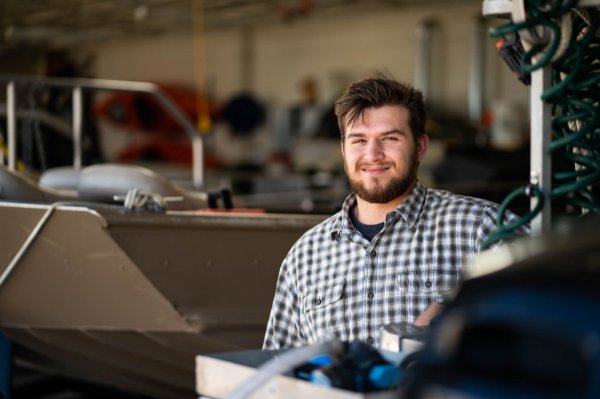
[329,181,427,240]
[393,180,426,229]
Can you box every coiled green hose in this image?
[482,0,600,249]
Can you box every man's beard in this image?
[345,150,418,204]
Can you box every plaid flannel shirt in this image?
[263,181,522,349]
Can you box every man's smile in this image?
[357,163,393,175]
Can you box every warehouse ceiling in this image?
[1,0,477,48]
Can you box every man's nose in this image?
[364,140,384,160]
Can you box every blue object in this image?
[294,354,333,381]
[309,354,332,367]
[0,333,11,399]
[295,341,403,392]
[368,364,402,389]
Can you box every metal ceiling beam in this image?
[1,0,481,49]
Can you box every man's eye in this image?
[382,136,398,141]
[352,139,366,144]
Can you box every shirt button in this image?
[425,280,432,288]
[367,292,374,299]
[370,250,376,257]
[367,336,374,344]
[315,298,322,305]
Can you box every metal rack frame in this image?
[0,75,206,189]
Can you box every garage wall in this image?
[89,2,528,119]
[89,32,197,86]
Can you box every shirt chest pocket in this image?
[397,267,459,294]
[303,283,345,313]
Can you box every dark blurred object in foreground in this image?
[401,217,600,399]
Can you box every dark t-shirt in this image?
[349,205,384,241]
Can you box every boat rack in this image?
[0,75,206,189]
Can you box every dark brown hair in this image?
[334,75,427,140]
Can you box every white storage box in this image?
[196,349,400,399]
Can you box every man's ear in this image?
[340,140,345,157]
[417,134,429,162]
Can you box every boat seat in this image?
[39,166,81,191]
[76,164,208,211]
[3,164,209,211]
[0,166,78,203]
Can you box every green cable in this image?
[485,0,600,248]
[541,43,582,100]
[480,185,544,250]
[522,20,561,73]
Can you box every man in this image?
[263,76,522,350]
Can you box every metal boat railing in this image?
[0,75,205,189]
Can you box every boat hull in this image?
[0,202,324,397]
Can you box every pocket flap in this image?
[303,283,344,313]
